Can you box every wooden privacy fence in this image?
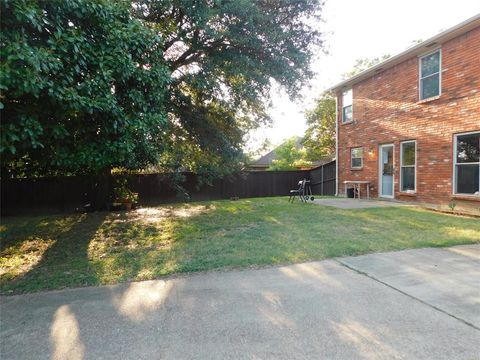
[308,160,336,196]
[1,161,336,215]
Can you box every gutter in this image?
[324,13,480,93]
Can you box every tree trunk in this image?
[90,168,112,211]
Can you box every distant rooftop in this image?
[251,137,304,167]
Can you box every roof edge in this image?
[324,13,480,93]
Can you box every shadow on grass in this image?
[1,198,479,294]
[1,212,107,293]
[89,200,480,284]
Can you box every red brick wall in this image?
[336,26,480,207]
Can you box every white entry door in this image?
[379,144,394,198]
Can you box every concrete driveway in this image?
[1,245,479,360]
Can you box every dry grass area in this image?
[1,197,479,294]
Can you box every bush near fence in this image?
[1,161,336,215]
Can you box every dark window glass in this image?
[343,105,352,123]
[351,148,363,168]
[351,148,363,158]
[456,133,480,163]
[401,142,415,166]
[401,167,415,191]
[352,158,362,168]
[421,52,440,77]
[456,164,479,194]
[421,73,440,99]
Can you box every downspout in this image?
[335,94,339,196]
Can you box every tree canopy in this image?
[268,137,311,171]
[1,0,170,177]
[341,54,391,79]
[1,0,325,179]
[137,0,324,179]
[302,93,335,161]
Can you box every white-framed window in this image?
[419,49,441,100]
[453,131,480,195]
[400,140,416,192]
[351,147,363,169]
[342,89,352,123]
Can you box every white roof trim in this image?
[325,14,480,93]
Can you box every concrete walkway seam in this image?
[335,259,480,332]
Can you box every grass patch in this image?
[1,197,479,294]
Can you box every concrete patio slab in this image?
[340,244,480,329]
[1,246,479,360]
[312,197,410,209]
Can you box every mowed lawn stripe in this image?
[1,197,479,294]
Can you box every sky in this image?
[246,0,480,155]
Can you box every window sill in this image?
[451,194,480,202]
[399,192,417,197]
[342,121,354,125]
[417,95,441,104]
[350,167,363,171]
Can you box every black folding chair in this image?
[289,179,307,203]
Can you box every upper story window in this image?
[419,50,441,100]
[454,131,479,196]
[342,89,353,123]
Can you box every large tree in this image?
[302,93,335,161]
[1,0,170,177]
[1,0,325,179]
[268,137,310,171]
[136,0,324,179]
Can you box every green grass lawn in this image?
[1,197,479,294]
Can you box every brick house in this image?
[329,15,480,210]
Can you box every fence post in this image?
[321,165,324,196]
